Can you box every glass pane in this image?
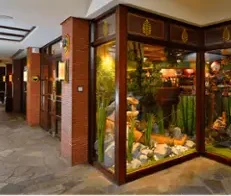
[205,49,231,158]
[41,81,48,95]
[56,81,62,96]
[41,96,47,111]
[126,41,197,174]
[51,41,62,56]
[95,41,116,172]
[56,101,61,117]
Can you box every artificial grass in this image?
[206,145,231,159]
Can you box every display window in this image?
[205,49,231,158]
[89,5,231,185]
[126,41,197,173]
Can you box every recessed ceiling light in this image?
[0,15,13,20]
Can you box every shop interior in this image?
[95,40,198,174]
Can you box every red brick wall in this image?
[61,17,89,165]
[27,48,41,126]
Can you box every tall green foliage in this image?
[145,113,154,147]
[127,117,136,163]
[127,42,163,113]
[177,96,196,135]
[96,53,115,162]
[97,103,107,162]
[157,107,165,134]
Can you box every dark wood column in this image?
[5,64,13,112]
[196,50,205,153]
[12,59,24,113]
[115,5,127,185]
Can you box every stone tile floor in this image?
[1,105,231,194]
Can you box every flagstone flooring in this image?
[0,104,231,194]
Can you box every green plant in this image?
[145,113,154,147]
[157,106,165,134]
[178,96,196,135]
[97,101,107,162]
[127,117,136,163]
[127,42,163,113]
[96,53,115,163]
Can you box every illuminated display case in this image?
[89,5,231,185]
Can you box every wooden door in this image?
[40,55,62,139]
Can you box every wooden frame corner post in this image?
[115,5,128,185]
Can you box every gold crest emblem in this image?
[142,19,152,36]
[223,27,230,42]
[181,29,188,43]
[103,20,109,37]
[62,34,70,54]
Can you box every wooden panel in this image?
[95,14,116,41]
[170,24,199,46]
[115,5,127,185]
[205,25,231,46]
[128,13,165,40]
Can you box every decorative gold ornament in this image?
[223,27,230,42]
[142,19,152,36]
[62,34,70,54]
[103,20,109,37]
[181,28,188,43]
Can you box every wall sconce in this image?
[9,75,12,82]
[58,60,69,83]
[2,76,5,82]
[23,70,28,82]
[58,61,65,81]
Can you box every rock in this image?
[173,127,182,139]
[150,139,156,148]
[132,143,141,152]
[126,162,132,170]
[94,133,114,151]
[139,154,148,163]
[185,140,196,148]
[153,155,159,161]
[132,143,141,159]
[131,159,142,169]
[104,141,115,168]
[152,123,159,134]
[141,149,154,158]
[154,144,171,159]
[140,144,147,151]
[171,147,179,155]
[226,125,231,137]
[217,140,231,148]
[106,102,116,116]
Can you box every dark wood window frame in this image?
[89,4,231,185]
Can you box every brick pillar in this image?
[61,17,89,165]
[27,48,40,126]
[12,59,23,113]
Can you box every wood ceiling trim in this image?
[0,25,30,32]
[0,32,24,38]
[0,37,21,42]
[0,26,36,42]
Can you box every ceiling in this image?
[1,0,231,61]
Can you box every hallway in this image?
[1,105,231,194]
